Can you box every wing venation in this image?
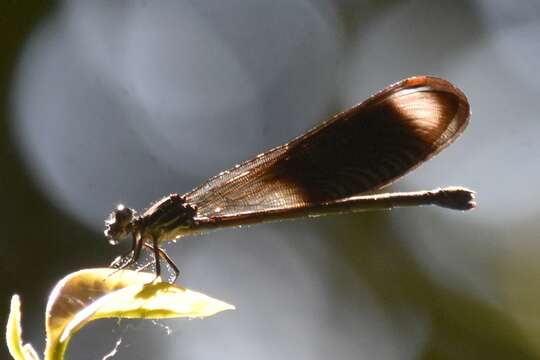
[185,76,470,220]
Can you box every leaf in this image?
[44,268,234,360]
[6,295,40,360]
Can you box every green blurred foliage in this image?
[321,212,537,359]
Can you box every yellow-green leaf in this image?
[6,295,40,360]
[44,268,234,360]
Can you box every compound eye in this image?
[104,205,135,244]
[115,204,133,219]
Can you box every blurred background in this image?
[2,0,540,359]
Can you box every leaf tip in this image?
[6,294,40,360]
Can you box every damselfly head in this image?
[104,204,136,245]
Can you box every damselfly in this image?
[105,76,475,281]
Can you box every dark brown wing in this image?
[185,76,470,220]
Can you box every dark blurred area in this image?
[2,1,540,359]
